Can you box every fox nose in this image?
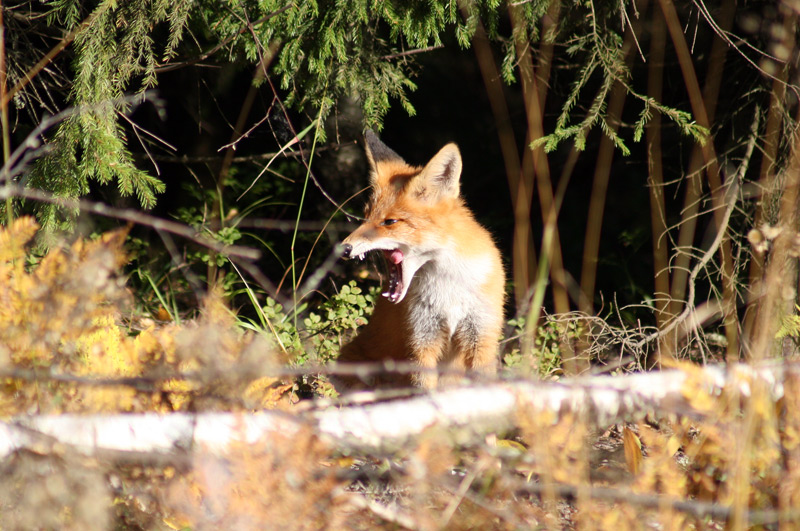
[342,243,353,259]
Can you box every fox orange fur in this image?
[338,131,505,389]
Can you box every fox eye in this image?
[381,219,399,226]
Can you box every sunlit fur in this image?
[337,133,505,389]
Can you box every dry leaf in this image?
[623,426,643,475]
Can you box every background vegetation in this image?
[1,0,800,528]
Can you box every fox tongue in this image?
[386,249,403,265]
[382,249,405,302]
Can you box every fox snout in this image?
[341,242,354,259]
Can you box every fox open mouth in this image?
[346,244,414,303]
[382,249,404,303]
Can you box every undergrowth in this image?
[1,218,799,528]
[0,217,291,415]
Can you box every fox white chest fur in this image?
[407,249,495,341]
[337,131,505,390]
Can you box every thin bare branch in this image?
[0,185,260,261]
[635,109,759,350]
[514,480,800,525]
[690,0,800,100]
[154,4,292,73]
[2,2,113,108]
[380,44,444,61]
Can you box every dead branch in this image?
[514,480,800,525]
[0,185,260,261]
[0,362,793,459]
[334,489,420,530]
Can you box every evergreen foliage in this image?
[527,2,709,154]
[6,0,713,233]
[22,0,189,235]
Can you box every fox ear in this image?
[414,143,462,200]
[364,130,405,180]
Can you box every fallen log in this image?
[0,361,793,459]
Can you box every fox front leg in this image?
[452,319,501,379]
[409,331,448,389]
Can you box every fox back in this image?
[338,131,505,389]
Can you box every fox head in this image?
[341,131,464,303]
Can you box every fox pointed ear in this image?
[364,130,405,180]
[414,143,462,200]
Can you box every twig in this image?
[515,480,800,525]
[334,490,420,530]
[292,186,370,295]
[439,478,529,528]
[2,2,113,108]
[155,228,206,302]
[235,116,316,202]
[234,10,358,218]
[619,0,645,63]
[380,45,444,61]
[236,218,353,232]
[690,0,800,100]
[2,93,162,183]
[218,108,273,153]
[0,185,260,261]
[154,5,293,73]
[439,460,485,527]
[633,107,759,350]
[135,148,292,165]
[118,111,178,177]
[131,144,334,165]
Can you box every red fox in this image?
[337,131,505,389]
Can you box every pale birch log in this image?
[0,362,793,459]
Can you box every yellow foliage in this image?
[74,315,140,411]
[0,217,129,369]
[163,429,344,529]
[243,377,295,409]
[4,219,800,528]
[0,218,283,416]
[517,409,589,486]
[76,315,140,377]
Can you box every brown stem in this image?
[207,43,278,288]
[578,78,629,313]
[578,0,651,314]
[743,10,796,352]
[510,2,579,371]
[646,5,671,366]
[0,0,11,224]
[660,0,738,360]
[510,2,569,312]
[468,13,531,307]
